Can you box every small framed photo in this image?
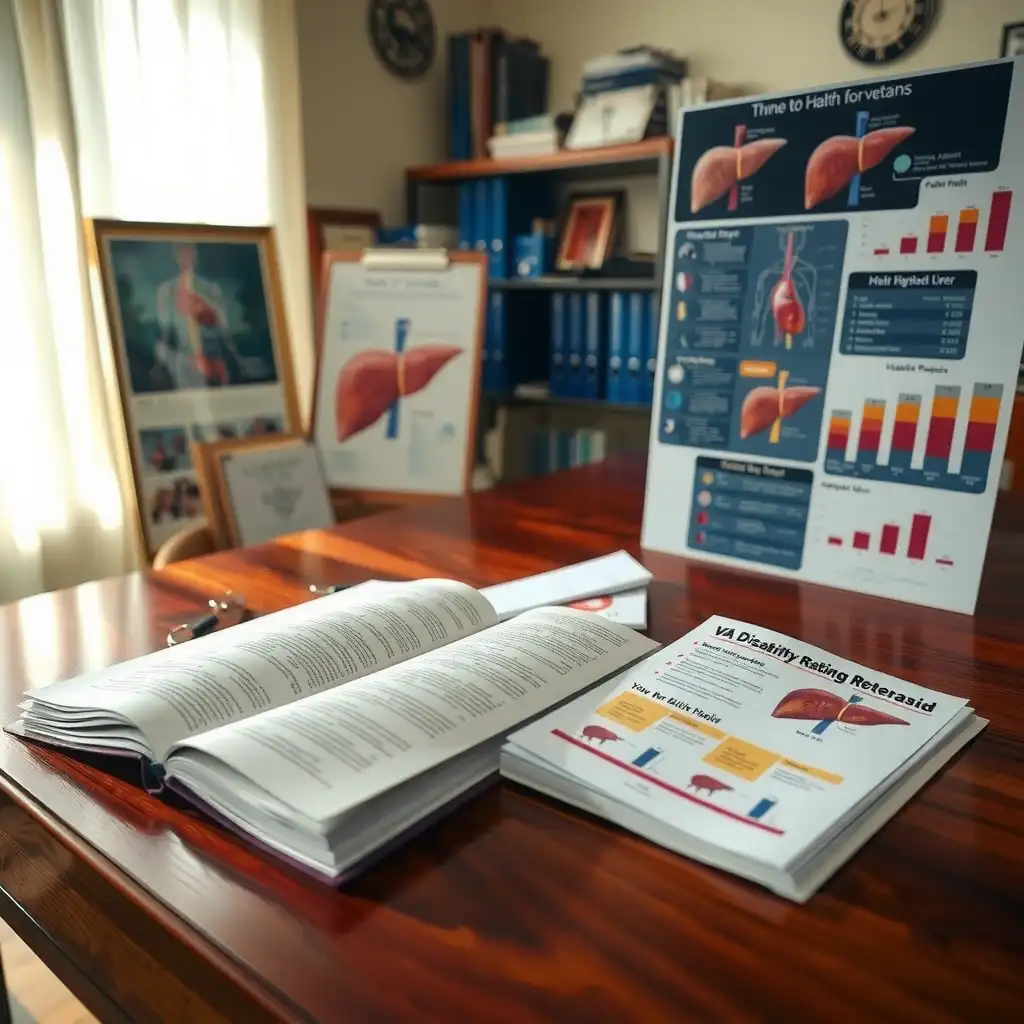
[1002,22,1024,56]
[555,193,621,271]
[193,434,333,549]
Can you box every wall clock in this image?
[368,0,436,80]
[840,0,938,64]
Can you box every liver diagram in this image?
[804,126,915,210]
[334,345,462,442]
[690,137,787,214]
[740,374,821,443]
[772,688,909,727]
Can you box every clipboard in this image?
[310,248,487,504]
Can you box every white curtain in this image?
[0,0,311,603]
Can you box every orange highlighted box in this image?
[932,394,960,419]
[739,360,777,378]
[780,758,844,785]
[968,394,1001,425]
[596,693,669,732]
[703,736,780,781]
[670,712,727,741]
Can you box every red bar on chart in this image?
[927,214,948,253]
[984,189,1013,252]
[880,524,900,555]
[899,235,918,254]
[954,207,979,252]
[853,531,870,551]
[857,399,885,463]
[923,385,960,474]
[827,536,843,546]
[907,514,931,561]
[873,247,890,255]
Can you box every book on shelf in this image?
[502,615,985,902]
[9,563,656,883]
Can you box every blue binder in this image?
[488,290,507,391]
[473,179,490,255]
[489,177,507,278]
[457,183,474,251]
[625,292,646,403]
[606,292,627,402]
[567,292,586,398]
[550,292,568,397]
[643,293,660,404]
[582,292,605,400]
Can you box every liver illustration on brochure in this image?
[335,316,462,441]
[644,58,1024,614]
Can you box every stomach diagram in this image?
[772,689,909,727]
[335,345,461,442]
[804,126,915,209]
[690,136,787,214]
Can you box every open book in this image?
[502,615,985,902]
[9,579,657,881]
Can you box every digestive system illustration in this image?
[740,373,821,444]
[804,125,915,209]
[690,127,787,214]
[772,689,909,728]
[334,318,461,442]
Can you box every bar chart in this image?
[824,512,953,567]
[873,188,1013,258]
[824,382,1003,493]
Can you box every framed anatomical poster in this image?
[90,220,300,560]
[643,57,1024,615]
[312,250,486,498]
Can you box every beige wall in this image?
[497,0,1024,105]
[297,0,484,224]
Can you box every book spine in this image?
[550,292,567,397]
[457,183,473,250]
[583,291,603,400]
[489,176,508,279]
[473,179,490,254]
[582,68,681,95]
[489,290,506,391]
[625,292,645,403]
[606,291,625,403]
[567,292,585,399]
[494,42,509,135]
[644,292,660,404]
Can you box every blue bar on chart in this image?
[856,399,885,465]
[748,796,778,821]
[888,393,921,471]
[387,318,410,439]
[632,747,662,768]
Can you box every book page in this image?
[166,607,659,823]
[506,615,970,869]
[24,579,495,761]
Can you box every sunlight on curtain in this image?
[0,0,131,602]
[64,0,272,225]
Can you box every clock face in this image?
[840,0,938,64]
[368,0,436,80]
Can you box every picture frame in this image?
[311,249,487,503]
[555,192,622,272]
[193,433,333,549]
[307,206,382,302]
[1002,22,1024,57]
[89,219,300,560]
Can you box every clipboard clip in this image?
[360,247,450,271]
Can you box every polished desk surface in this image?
[0,458,1022,1022]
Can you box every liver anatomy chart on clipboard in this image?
[644,59,1024,615]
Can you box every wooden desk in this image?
[0,458,1022,1021]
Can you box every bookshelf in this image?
[405,138,674,478]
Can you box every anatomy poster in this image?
[643,59,1024,614]
[313,255,484,494]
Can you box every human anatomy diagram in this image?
[690,135,787,213]
[804,125,915,209]
[751,230,816,351]
[334,343,462,442]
